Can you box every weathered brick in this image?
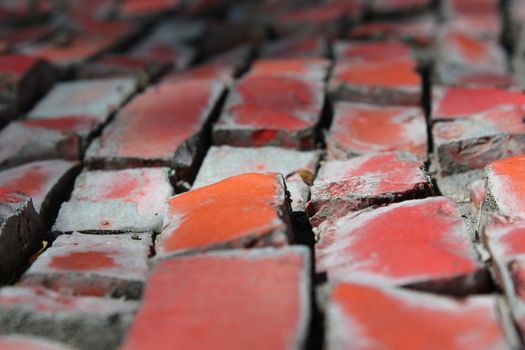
[0,192,44,284]
[0,25,53,53]
[446,13,502,39]
[85,80,225,179]
[79,55,170,82]
[433,106,525,175]
[316,197,486,293]
[326,282,510,350]
[20,232,151,299]
[0,286,137,350]
[194,146,321,211]
[157,173,292,259]
[0,160,79,226]
[329,58,422,105]
[261,35,328,58]
[326,102,427,160]
[0,335,74,350]
[122,247,310,350]
[118,0,181,19]
[334,40,414,62]
[444,0,499,16]
[28,78,136,124]
[249,58,331,81]
[368,0,433,15]
[53,168,173,234]
[307,152,433,227]
[432,86,525,122]
[213,75,324,149]
[435,67,518,88]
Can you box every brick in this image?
[249,58,331,81]
[157,173,292,258]
[79,55,170,82]
[118,0,181,19]
[334,41,414,62]
[194,146,321,211]
[444,0,499,16]
[85,80,225,179]
[326,282,509,350]
[316,197,486,293]
[0,192,44,284]
[0,160,79,225]
[122,247,310,350]
[53,168,173,234]
[446,13,502,39]
[326,102,427,160]
[329,58,422,105]
[0,25,53,53]
[433,106,525,175]
[368,0,433,15]
[432,86,525,122]
[435,67,518,88]
[213,75,324,149]
[20,232,151,299]
[0,286,137,350]
[0,1,53,23]
[28,78,136,124]
[0,335,74,350]
[484,155,525,219]
[307,152,433,227]
[202,21,265,56]
[261,35,328,58]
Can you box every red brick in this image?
[129,35,195,70]
[446,13,502,39]
[118,0,181,19]
[432,86,525,122]
[194,146,321,211]
[85,80,224,178]
[0,192,44,284]
[0,25,53,53]
[20,232,152,299]
[0,1,53,23]
[79,54,169,81]
[316,197,486,293]
[329,58,422,105]
[213,75,324,150]
[261,35,328,58]
[484,155,525,219]
[53,168,173,234]
[368,0,433,15]
[307,152,433,227]
[157,173,292,258]
[249,58,331,81]
[0,286,137,350]
[435,67,518,88]
[326,282,509,350]
[122,248,310,350]
[445,0,499,16]
[334,41,414,62]
[326,102,427,160]
[0,335,74,350]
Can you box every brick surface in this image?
[20,232,151,299]
[157,173,292,258]
[316,197,486,293]
[0,192,44,284]
[334,41,414,62]
[369,0,433,15]
[213,75,324,149]
[0,335,74,350]
[85,80,224,178]
[307,152,433,227]
[249,58,331,81]
[194,145,321,211]
[329,58,422,106]
[326,102,427,160]
[53,168,173,234]
[261,36,328,58]
[326,282,509,350]
[122,247,310,350]
[0,286,137,350]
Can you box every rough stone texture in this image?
[0,286,137,350]
[0,192,44,284]
[53,168,173,234]
[307,152,433,227]
[85,79,225,180]
[435,169,483,204]
[193,146,321,211]
[329,58,422,106]
[316,197,487,294]
[0,335,75,350]
[27,78,136,124]
[122,247,311,350]
[20,232,152,299]
[432,86,525,122]
[326,282,510,350]
[261,36,328,58]
[213,75,324,150]
[249,58,330,81]
[157,173,293,259]
[326,102,427,160]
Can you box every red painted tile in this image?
[122,248,310,350]
[307,152,432,226]
[329,58,421,105]
[53,168,173,233]
[214,75,324,149]
[327,102,427,160]
[157,173,292,258]
[433,106,525,175]
[20,233,151,299]
[432,86,525,121]
[335,41,413,62]
[261,36,327,58]
[316,197,485,293]
[85,80,224,176]
[327,282,509,350]
[0,335,73,350]
[249,58,331,81]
